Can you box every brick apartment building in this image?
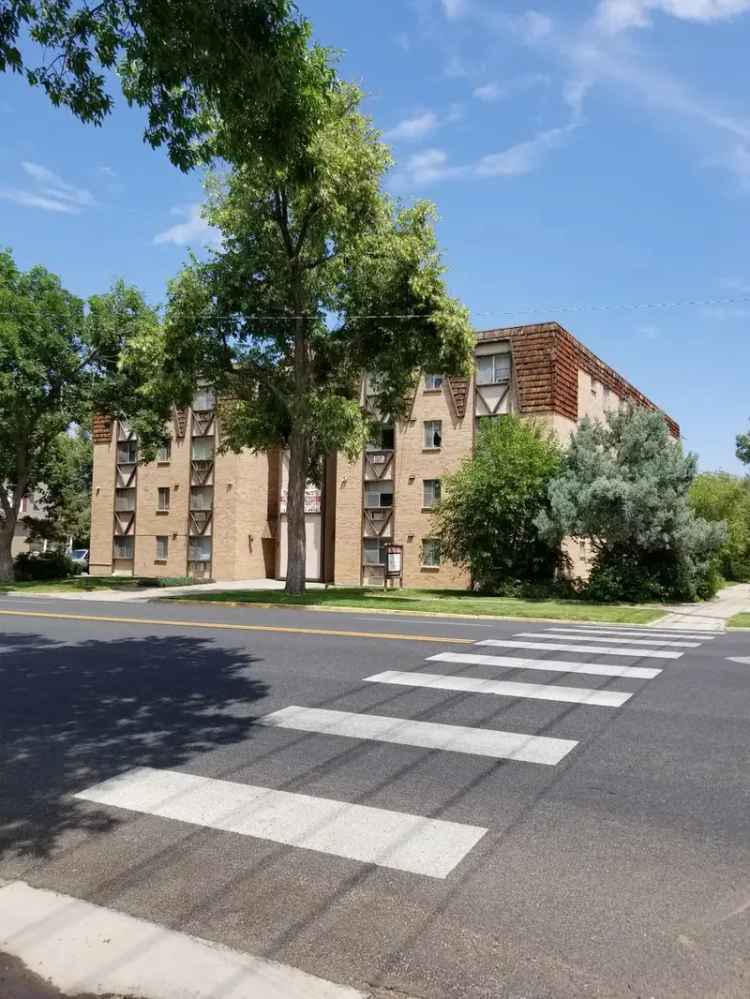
[89,322,679,589]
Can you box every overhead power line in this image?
[1,293,749,322]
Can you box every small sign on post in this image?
[385,544,404,590]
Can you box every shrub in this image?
[434,416,563,591]
[13,550,82,582]
[537,407,726,603]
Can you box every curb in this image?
[154,596,664,627]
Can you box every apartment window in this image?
[155,535,169,560]
[192,387,216,411]
[421,538,441,567]
[189,536,212,562]
[590,375,598,396]
[476,352,511,386]
[367,424,395,451]
[424,420,442,449]
[190,486,213,510]
[423,479,441,509]
[117,440,138,464]
[157,440,171,462]
[365,482,394,509]
[191,438,214,461]
[113,536,134,560]
[424,372,443,391]
[363,538,387,566]
[157,487,170,512]
[115,488,136,512]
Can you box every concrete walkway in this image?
[652,583,750,631]
[6,578,326,603]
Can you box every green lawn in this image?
[728,612,750,628]
[170,586,664,624]
[0,576,198,594]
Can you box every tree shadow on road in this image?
[0,631,269,861]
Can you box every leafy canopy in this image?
[0,249,159,577]
[150,80,473,467]
[434,416,563,591]
[538,407,726,602]
[689,472,750,582]
[737,422,750,467]
[140,79,474,591]
[0,1,332,171]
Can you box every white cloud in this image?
[0,188,79,214]
[397,148,468,186]
[98,165,118,179]
[596,0,750,33]
[396,31,411,51]
[384,111,440,143]
[0,161,97,213]
[474,82,500,102]
[519,10,554,41]
[441,0,470,18]
[476,122,577,176]
[473,73,549,102]
[21,161,96,209]
[153,203,219,247]
[391,119,576,189]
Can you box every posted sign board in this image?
[385,544,404,588]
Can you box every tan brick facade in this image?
[89,323,678,588]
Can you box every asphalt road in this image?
[1,593,749,998]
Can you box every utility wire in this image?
[1,294,750,322]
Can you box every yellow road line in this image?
[0,608,473,645]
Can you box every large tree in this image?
[689,472,750,582]
[0,1,331,171]
[737,422,750,467]
[151,82,474,594]
[0,253,159,581]
[537,407,726,602]
[434,416,562,592]
[22,427,93,550]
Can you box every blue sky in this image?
[2,0,749,471]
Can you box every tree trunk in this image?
[0,524,15,583]
[285,429,307,595]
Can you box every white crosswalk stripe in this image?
[74,767,487,879]
[364,670,632,707]
[477,638,682,659]
[520,630,698,648]
[428,651,662,680]
[547,626,714,640]
[71,615,685,883]
[259,705,578,765]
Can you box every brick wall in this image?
[89,422,115,576]
[393,376,472,590]
[132,421,191,577]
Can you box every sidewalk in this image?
[652,583,750,631]
[7,578,322,603]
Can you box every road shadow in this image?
[0,631,268,860]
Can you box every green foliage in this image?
[13,550,81,582]
[538,407,727,602]
[0,1,332,172]
[434,416,563,591]
[141,81,473,591]
[689,472,750,581]
[737,422,750,467]
[23,428,93,549]
[0,249,159,579]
